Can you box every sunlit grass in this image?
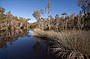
[33,28,90,58]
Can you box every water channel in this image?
[0,30,54,59]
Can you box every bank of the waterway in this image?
[33,29,90,59]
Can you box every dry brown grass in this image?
[33,28,90,58]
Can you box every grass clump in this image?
[33,28,90,59]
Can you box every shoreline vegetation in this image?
[33,28,90,59]
[31,1,90,58]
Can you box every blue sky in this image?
[0,0,81,23]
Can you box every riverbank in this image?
[33,28,90,59]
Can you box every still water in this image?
[0,31,51,59]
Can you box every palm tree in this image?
[78,0,89,14]
[48,0,56,30]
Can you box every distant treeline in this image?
[32,0,90,31]
[0,7,30,32]
[32,10,90,31]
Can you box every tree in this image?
[26,18,31,21]
[48,0,52,16]
[55,14,60,30]
[48,0,56,16]
[13,16,18,20]
[25,18,31,29]
[45,8,47,14]
[78,0,90,14]
[6,11,13,20]
[55,14,59,19]
[0,7,5,20]
[40,8,44,15]
[0,7,5,15]
[61,12,67,17]
[55,14,60,23]
[32,10,40,22]
[70,13,75,20]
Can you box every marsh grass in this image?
[33,28,90,59]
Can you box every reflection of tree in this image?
[0,40,7,49]
[33,36,47,44]
[0,30,29,49]
[33,37,51,59]
[33,42,42,52]
[33,36,48,53]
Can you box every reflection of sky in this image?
[0,0,81,23]
[88,0,90,3]
[28,31,33,35]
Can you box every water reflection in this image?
[0,30,50,59]
[33,35,48,53]
[32,37,56,59]
[0,30,29,49]
[33,42,42,52]
[33,38,47,52]
[33,36,47,44]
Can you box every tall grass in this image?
[33,28,90,59]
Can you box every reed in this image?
[33,28,90,59]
